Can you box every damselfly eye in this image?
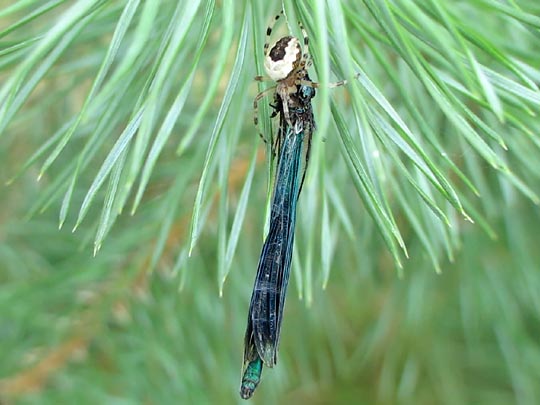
[298,84,316,101]
[264,36,301,81]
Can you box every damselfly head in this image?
[264,36,301,81]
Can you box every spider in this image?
[252,11,352,144]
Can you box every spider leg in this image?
[263,11,284,56]
[295,73,361,89]
[253,86,277,143]
[277,88,293,128]
[298,20,312,69]
[255,75,273,82]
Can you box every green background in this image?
[1,1,539,404]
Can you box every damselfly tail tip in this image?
[240,357,263,399]
[240,384,255,400]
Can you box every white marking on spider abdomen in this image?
[264,36,301,81]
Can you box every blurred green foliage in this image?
[1,0,539,404]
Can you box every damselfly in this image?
[240,12,352,399]
[241,82,316,399]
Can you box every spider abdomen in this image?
[264,36,301,81]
